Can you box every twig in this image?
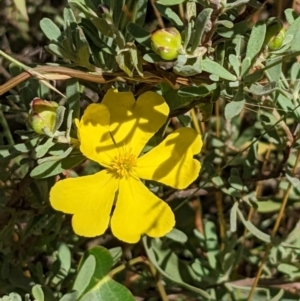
[150,0,165,28]
[165,188,208,202]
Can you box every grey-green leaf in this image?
[165,228,188,243]
[32,285,44,301]
[59,292,79,301]
[73,255,96,297]
[40,18,62,41]
[245,21,266,62]
[156,0,185,5]
[224,100,245,120]
[190,8,213,53]
[202,59,237,81]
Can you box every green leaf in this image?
[66,79,81,120]
[13,0,28,21]
[178,86,210,97]
[112,0,125,28]
[286,172,300,189]
[30,153,85,179]
[116,43,143,77]
[265,57,282,82]
[58,243,71,275]
[267,289,284,301]
[35,138,55,158]
[228,175,245,191]
[79,247,113,291]
[109,247,122,265]
[255,199,281,213]
[277,263,300,278]
[241,57,251,77]
[80,279,134,301]
[224,100,245,120]
[8,138,40,156]
[173,56,202,76]
[143,237,212,299]
[74,27,91,68]
[78,247,135,301]
[248,82,277,96]
[46,44,73,60]
[73,255,96,297]
[224,0,253,10]
[143,53,163,63]
[202,59,237,81]
[191,8,213,53]
[59,292,79,301]
[165,228,188,243]
[285,8,298,25]
[32,285,44,301]
[237,208,271,243]
[245,21,266,62]
[156,0,185,5]
[161,83,193,111]
[228,54,240,77]
[68,0,98,18]
[230,202,238,232]
[40,18,62,41]
[156,4,184,27]
[217,20,248,38]
[127,23,151,48]
[63,7,76,23]
[4,293,22,301]
[286,14,300,47]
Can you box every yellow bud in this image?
[151,27,182,61]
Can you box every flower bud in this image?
[28,98,58,135]
[264,21,286,51]
[151,27,182,61]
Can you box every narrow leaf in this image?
[202,59,237,81]
[73,255,96,298]
[191,8,213,53]
[246,21,266,62]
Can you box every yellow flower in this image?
[50,89,202,243]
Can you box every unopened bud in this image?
[28,98,58,135]
[264,21,286,51]
[151,27,182,61]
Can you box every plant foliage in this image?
[1,0,300,300]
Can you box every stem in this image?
[0,50,30,70]
[146,260,169,301]
[109,255,169,301]
[215,99,225,250]
[0,110,14,145]
[109,256,145,278]
[190,108,201,135]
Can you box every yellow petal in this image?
[50,170,118,237]
[102,89,169,156]
[136,128,202,189]
[111,176,175,243]
[77,103,117,166]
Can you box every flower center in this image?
[110,150,137,178]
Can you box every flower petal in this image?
[77,103,117,166]
[136,128,202,189]
[102,89,169,156]
[50,170,118,237]
[111,176,175,243]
